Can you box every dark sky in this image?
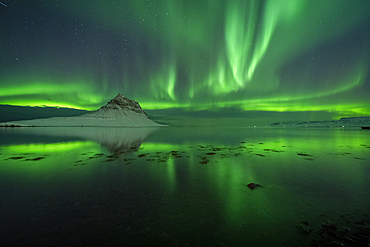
[1,0,369,120]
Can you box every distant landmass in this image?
[0,105,87,122]
[270,116,370,128]
[0,94,165,127]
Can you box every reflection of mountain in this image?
[10,127,159,155]
[70,127,158,155]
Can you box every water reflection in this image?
[1,127,160,155]
[134,128,370,245]
[0,127,369,246]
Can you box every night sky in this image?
[1,0,370,121]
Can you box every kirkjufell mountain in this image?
[0,93,165,127]
[89,93,149,117]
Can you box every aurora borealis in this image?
[1,0,370,119]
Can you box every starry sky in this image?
[1,0,370,121]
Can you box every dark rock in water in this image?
[247,183,262,190]
[297,221,314,233]
[299,209,370,247]
[322,220,337,231]
[297,153,313,157]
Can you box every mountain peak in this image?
[113,93,125,100]
[99,93,147,115]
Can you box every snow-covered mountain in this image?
[270,116,370,128]
[0,93,165,127]
[87,93,148,117]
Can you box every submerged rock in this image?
[247,183,262,190]
[297,221,314,233]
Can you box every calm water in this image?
[1,127,369,246]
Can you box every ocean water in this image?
[0,127,369,246]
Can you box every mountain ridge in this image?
[0,94,165,127]
[270,116,370,127]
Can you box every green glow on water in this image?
[136,129,370,224]
[3,141,99,153]
[0,141,103,174]
[140,143,185,151]
[0,127,369,246]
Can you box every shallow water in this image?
[1,127,369,246]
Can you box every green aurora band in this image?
[0,0,369,116]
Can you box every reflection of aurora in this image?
[3,141,98,153]
[1,127,159,156]
[0,1,369,117]
[1,141,102,174]
[139,130,369,223]
[1,128,369,245]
